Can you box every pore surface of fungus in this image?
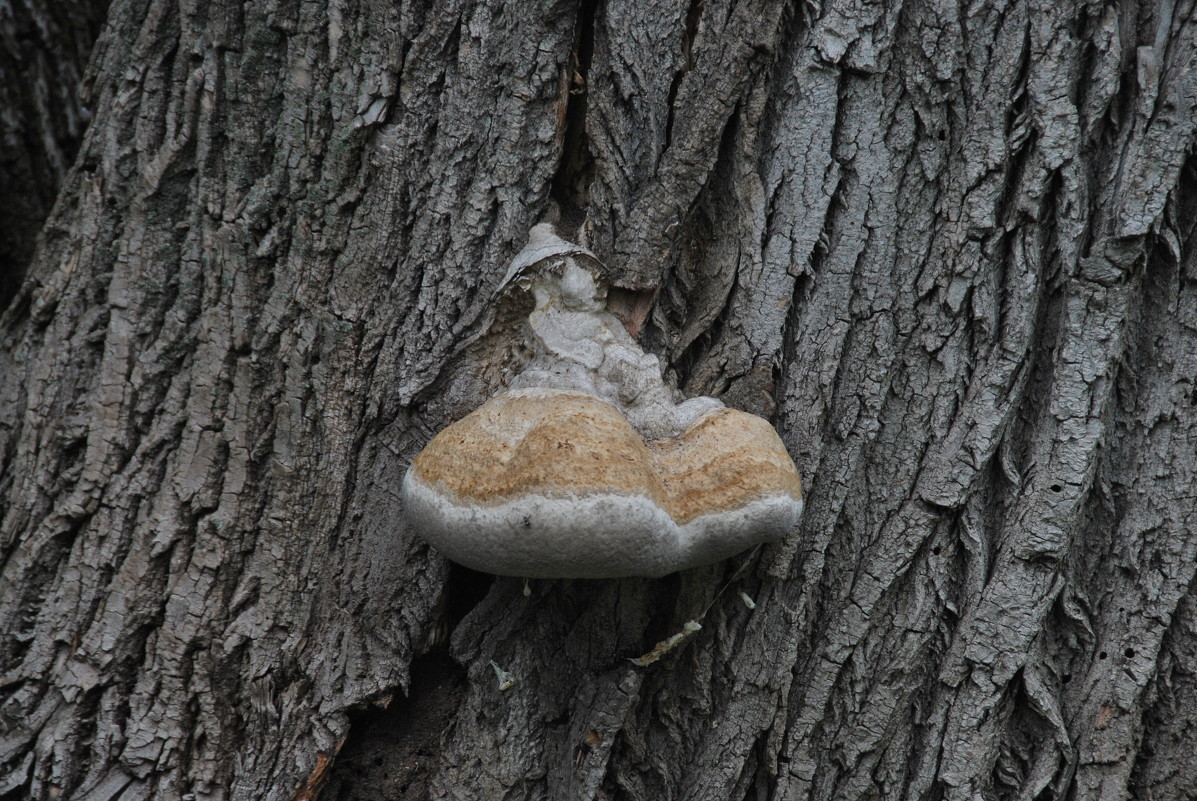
[401,225,803,578]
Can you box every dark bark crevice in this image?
[320,651,467,801]
[0,0,110,309]
[549,0,598,231]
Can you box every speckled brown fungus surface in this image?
[401,226,803,577]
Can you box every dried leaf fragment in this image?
[630,620,703,666]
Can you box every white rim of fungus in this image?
[402,470,803,579]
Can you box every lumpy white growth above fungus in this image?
[401,225,803,578]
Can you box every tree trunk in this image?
[2,1,1196,800]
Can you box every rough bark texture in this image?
[1,1,1196,800]
[0,0,109,305]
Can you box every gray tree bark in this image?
[2,1,1196,800]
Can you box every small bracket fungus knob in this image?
[401,226,803,578]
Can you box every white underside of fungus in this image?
[401,225,803,578]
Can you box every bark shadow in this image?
[319,651,466,801]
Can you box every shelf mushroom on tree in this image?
[402,224,804,578]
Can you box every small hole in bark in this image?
[1099,651,1108,660]
[1050,484,1062,492]
[932,546,942,555]
[1124,648,1135,658]
[1062,674,1072,684]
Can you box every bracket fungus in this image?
[401,225,803,578]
